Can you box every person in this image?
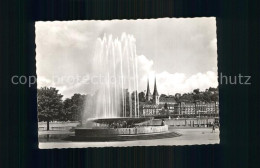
[161,119,165,126]
[212,123,215,133]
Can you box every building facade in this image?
[173,101,219,117]
[142,78,160,116]
[141,78,219,117]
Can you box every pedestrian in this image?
[212,123,215,133]
[161,119,165,126]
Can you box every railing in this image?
[38,126,73,131]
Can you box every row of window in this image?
[142,102,219,116]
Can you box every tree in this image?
[193,93,201,101]
[202,92,211,102]
[160,103,169,116]
[160,94,167,98]
[37,87,63,130]
[193,89,200,94]
[62,98,74,121]
[70,94,86,124]
[175,93,181,102]
[208,87,217,92]
[210,93,219,102]
[164,103,168,109]
[138,91,146,102]
[180,93,194,102]
[131,91,138,101]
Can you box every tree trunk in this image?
[47,120,50,131]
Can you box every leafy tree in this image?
[209,87,217,92]
[131,91,138,101]
[202,92,211,102]
[210,93,219,102]
[160,103,169,116]
[138,91,146,102]
[62,98,74,121]
[160,94,167,98]
[175,93,181,98]
[164,103,168,109]
[37,87,63,130]
[70,94,86,124]
[193,89,200,94]
[175,93,181,102]
[193,93,201,101]
[180,93,194,102]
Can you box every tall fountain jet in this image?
[90,33,140,119]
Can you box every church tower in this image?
[153,77,159,105]
[146,79,152,101]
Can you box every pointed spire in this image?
[153,77,159,96]
[146,78,151,101]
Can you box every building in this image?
[159,96,176,114]
[206,101,219,115]
[142,78,160,116]
[145,79,152,101]
[142,103,159,116]
[174,101,219,117]
[174,102,196,115]
[141,78,219,117]
[142,78,176,116]
[152,78,159,105]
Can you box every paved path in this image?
[39,127,219,149]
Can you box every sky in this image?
[36,17,218,99]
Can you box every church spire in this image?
[153,77,159,96]
[146,78,152,101]
[153,77,159,105]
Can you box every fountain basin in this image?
[91,117,154,125]
[75,125,168,137]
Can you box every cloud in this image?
[38,76,53,87]
[36,18,218,98]
[136,55,218,95]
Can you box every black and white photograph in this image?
[36,17,219,149]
